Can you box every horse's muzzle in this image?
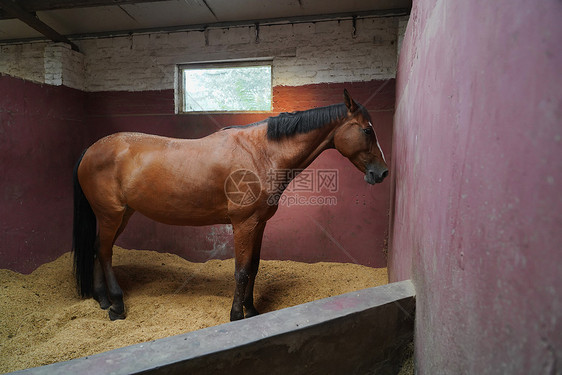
[365,168,389,185]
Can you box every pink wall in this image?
[0,76,393,272]
[390,0,562,373]
[0,77,87,272]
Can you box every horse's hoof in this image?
[97,299,111,310]
[230,310,244,321]
[245,308,260,318]
[93,294,111,310]
[108,307,126,321]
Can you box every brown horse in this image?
[72,90,388,321]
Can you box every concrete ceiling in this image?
[0,0,411,46]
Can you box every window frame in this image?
[176,60,273,114]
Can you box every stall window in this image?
[178,62,272,113]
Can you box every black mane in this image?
[267,103,368,140]
[222,102,369,140]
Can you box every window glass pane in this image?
[184,65,272,112]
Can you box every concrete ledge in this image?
[14,280,415,375]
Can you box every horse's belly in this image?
[139,209,231,226]
[128,194,231,226]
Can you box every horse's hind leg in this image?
[92,207,134,311]
[93,242,110,310]
[96,208,133,321]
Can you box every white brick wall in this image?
[0,42,85,90]
[0,16,408,92]
[0,42,47,84]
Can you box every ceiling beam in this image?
[200,0,218,21]
[0,0,173,19]
[0,7,411,46]
[0,0,80,51]
[10,0,172,12]
[68,8,411,40]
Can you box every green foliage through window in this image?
[183,65,272,112]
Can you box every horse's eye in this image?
[363,127,373,135]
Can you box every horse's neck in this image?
[268,122,338,171]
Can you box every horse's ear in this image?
[344,89,358,113]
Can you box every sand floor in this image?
[0,246,387,373]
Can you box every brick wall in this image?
[44,43,85,89]
[1,16,404,91]
[0,42,47,84]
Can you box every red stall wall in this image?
[1,75,393,273]
[0,77,87,272]
[390,0,561,373]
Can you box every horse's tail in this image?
[72,149,96,298]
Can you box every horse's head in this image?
[333,90,389,185]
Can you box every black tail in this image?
[72,149,96,297]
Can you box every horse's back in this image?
[82,132,202,171]
[78,132,232,225]
[79,132,171,186]
[88,132,177,156]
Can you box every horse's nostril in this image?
[382,170,389,179]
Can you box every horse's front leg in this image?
[231,220,266,321]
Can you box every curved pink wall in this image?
[390,0,561,373]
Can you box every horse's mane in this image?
[266,104,346,140]
[222,102,369,140]
[267,103,371,140]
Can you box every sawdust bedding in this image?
[0,246,387,373]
